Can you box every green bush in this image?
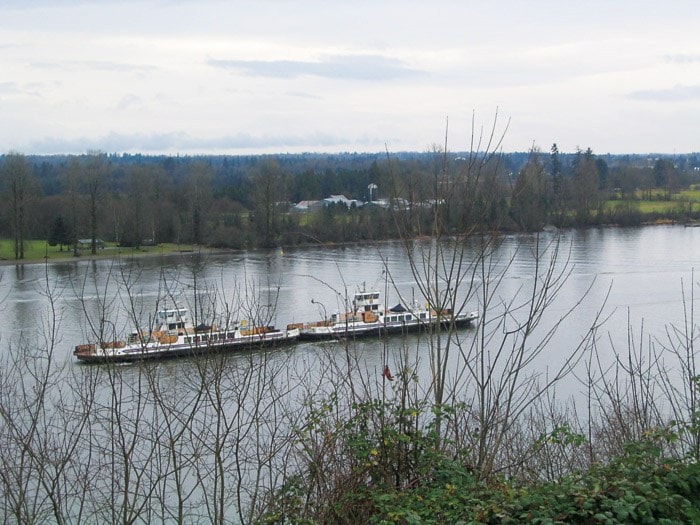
[261,398,700,525]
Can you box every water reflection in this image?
[0,225,697,372]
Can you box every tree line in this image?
[0,147,698,258]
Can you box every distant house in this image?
[293,195,363,212]
[292,200,323,213]
[323,194,361,209]
[390,198,411,210]
[275,201,292,212]
[77,239,105,251]
[366,198,410,210]
[367,198,390,209]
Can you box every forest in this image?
[0,146,699,259]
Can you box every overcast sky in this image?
[2,0,699,155]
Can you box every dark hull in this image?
[298,316,476,342]
[75,335,298,364]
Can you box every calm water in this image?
[2,224,699,374]
[2,225,699,522]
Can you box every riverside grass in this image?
[0,240,199,264]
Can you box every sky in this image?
[2,0,700,156]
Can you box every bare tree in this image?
[1,153,40,259]
[510,148,550,231]
[83,152,108,255]
[377,115,608,481]
[251,159,285,248]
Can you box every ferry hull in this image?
[298,315,476,341]
[75,333,298,364]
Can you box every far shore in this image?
[0,246,233,267]
[1,220,685,268]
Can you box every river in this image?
[2,224,699,370]
[1,224,699,522]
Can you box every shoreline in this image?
[0,246,232,267]
[0,220,684,268]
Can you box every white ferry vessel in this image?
[74,306,299,364]
[294,289,478,341]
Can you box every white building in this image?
[323,194,361,209]
[292,200,323,213]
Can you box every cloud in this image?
[208,54,424,81]
[24,130,378,154]
[285,91,323,100]
[116,94,142,110]
[31,60,157,75]
[627,85,700,102]
[664,54,700,64]
[0,81,41,97]
[2,0,69,7]
[0,82,19,93]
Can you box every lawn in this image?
[605,188,699,214]
[0,240,201,264]
[605,200,688,214]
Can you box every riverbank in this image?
[0,220,686,267]
[0,244,232,267]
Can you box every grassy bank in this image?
[0,240,202,265]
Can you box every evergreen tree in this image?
[571,148,600,224]
[48,216,71,251]
[549,143,567,226]
[510,151,548,231]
